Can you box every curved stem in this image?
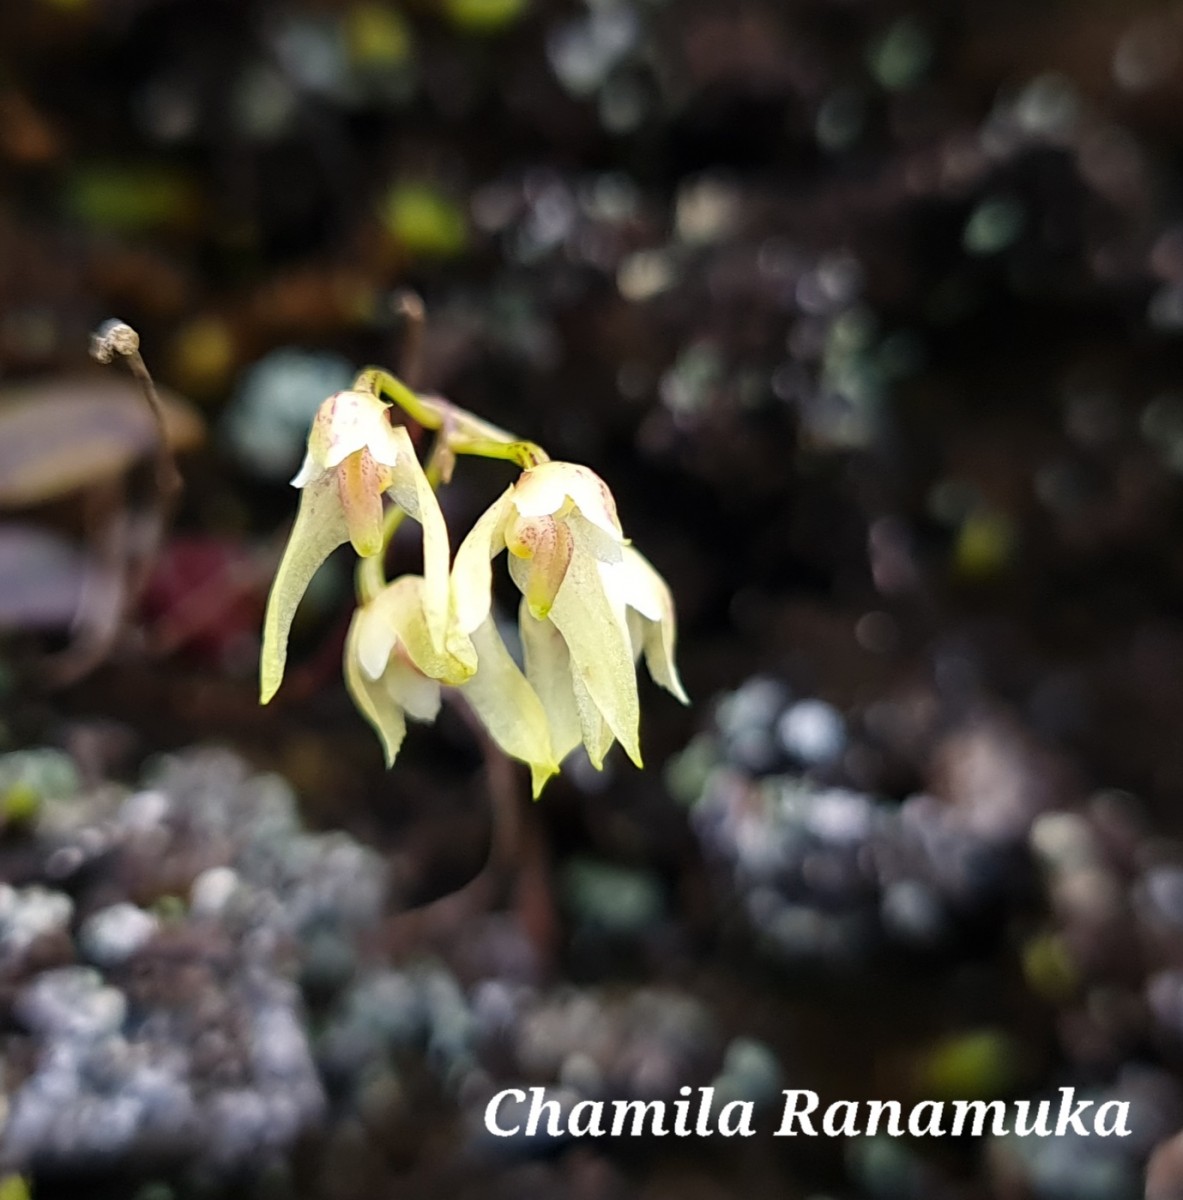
[355,367,444,431]
[355,545,386,606]
[91,321,182,501]
[349,367,549,615]
[383,691,556,968]
[354,367,551,467]
[447,435,549,469]
[41,480,130,688]
[46,321,186,689]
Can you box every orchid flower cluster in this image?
[259,369,687,795]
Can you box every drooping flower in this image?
[345,575,559,793]
[451,461,687,769]
[260,389,448,703]
[343,575,474,765]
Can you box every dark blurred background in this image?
[5,1,1183,1198]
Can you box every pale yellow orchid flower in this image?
[451,461,688,771]
[260,389,449,704]
[344,574,474,765]
[345,575,559,793]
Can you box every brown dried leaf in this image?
[0,374,205,509]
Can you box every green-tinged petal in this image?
[505,514,573,619]
[443,618,481,679]
[338,449,388,556]
[451,485,513,633]
[639,609,688,703]
[518,600,583,763]
[626,606,646,661]
[529,762,555,796]
[346,577,462,766]
[344,612,408,766]
[544,517,642,767]
[357,575,476,686]
[260,472,349,704]
[573,517,625,565]
[571,668,616,769]
[385,424,452,652]
[611,547,689,704]
[512,462,623,538]
[459,615,558,797]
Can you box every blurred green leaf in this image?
[382,182,468,258]
[66,165,200,233]
[441,0,529,35]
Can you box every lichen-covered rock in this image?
[0,747,389,1181]
[0,885,73,976]
[988,1069,1183,1200]
[77,904,159,967]
[5,957,324,1174]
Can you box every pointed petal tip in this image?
[530,762,560,799]
[259,654,283,705]
[621,738,644,769]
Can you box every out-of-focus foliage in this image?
[0,376,203,508]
